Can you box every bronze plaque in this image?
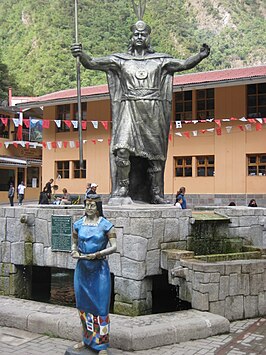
[51,215,72,252]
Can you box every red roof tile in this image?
[19,66,266,107]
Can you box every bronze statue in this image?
[71,1,210,204]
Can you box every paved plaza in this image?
[0,317,265,354]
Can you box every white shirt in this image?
[18,184,26,195]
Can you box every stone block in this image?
[0,218,6,243]
[164,218,180,242]
[191,290,209,311]
[35,218,50,246]
[121,257,146,280]
[209,283,219,302]
[123,235,148,261]
[114,277,151,301]
[43,247,57,266]
[241,261,266,274]
[1,242,11,263]
[178,217,190,240]
[115,227,123,256]
[239,216,259,227]
[219,275,229,300]
[33,243,44,265]
[5,208,15,218]
[244,295,258,318]
[109,253,122,276]
[148,218,164,250]
[27,312,60,337]
[115,217,130,234]
[11,242,25,264]
[130,218,153,239]
[250,273,264,295]
[146,249,160,275]
[225,263,242,275]
[225,295,244,320]
[258,292,266,316]
[229,273,238,296]
[210,300,225,317]
[0,276,10,295]
[237,274,250,295]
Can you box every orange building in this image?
[15,65,266,207]
[0,106,42,203]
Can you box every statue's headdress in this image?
[131,0,151,34]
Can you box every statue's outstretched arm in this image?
[166,44,210,73]
[71,43,117,71]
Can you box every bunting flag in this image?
[17,111,23,140]
[64,120,72,128]
[72,120,78,129]
[43,120,50,129]
[216,127,222,135]
[91,121,98,129]
[101,121,108,130]
[54,120,61,128]
[23,119,30,128]
[81,121,87,130]
[225,126,232,133]
[1,118,8,126]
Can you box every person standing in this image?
[71,197,117,354]
[8,182,15,206]
[43,178,54,200]
[175,187,187,209]
[17,181,26,206]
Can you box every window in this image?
[247,154,266,176]
[57,105,71,132]
[27,167,39,187]
[73,160,86,178]
[56,161,70,178]
[196,89,214,120]
[0,169,15,191]
[175,91,192,121]
[196,156,215,176]
[247,83,266,118]
[174,157,192,177]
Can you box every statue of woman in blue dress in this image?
[71,197,117,354]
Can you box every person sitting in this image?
[59,188,71,205]
[248,199,257,207]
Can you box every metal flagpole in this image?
[74,0,83,169]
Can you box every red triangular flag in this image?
[183,132,190,139]
[108,138,111,146]
[238,125,244,131]
[13,143,18,148]
[43,120,50,129]
[51,141,57,148]
[168,133,172,141]
[248,119,256,123]
[75,141,80,148]
[200,130,206,134]
[216,127,222,135]
[81,121,87,130]
[92,139,96,145]
[25,142,30,149]
[17,112,23,140]
[1,118,8,126]
[64,120,72,128]
[214,120,221,127]
[42,142,47,148]
[23,119,30,128]
[256,123,262,131]
[63,141,68,148]
[0,142,2,148]
[101,121,108,130]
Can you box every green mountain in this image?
[0,0,265,98]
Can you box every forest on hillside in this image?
[0,0,265,101]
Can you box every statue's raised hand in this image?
[71,43,83,58]
[200,43,210,58]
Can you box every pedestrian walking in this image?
[17,181,26,206]
[8,182,15,206]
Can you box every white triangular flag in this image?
[239,117,247,122]
[13,118,19,127]
[175,132,183,136]
[69,141,75,148]
[57,141,62,148]
[91,121,98,129]
[72,120,78,129]
[54,120,61,128]
[47,142,52,150]
[245,124,252,131]
[192,130,198,136]
[225,126,232,133]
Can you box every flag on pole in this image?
[17,111,23,140]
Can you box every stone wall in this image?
[0,204,266,318]
[166,256,266,321]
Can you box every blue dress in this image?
[73,216,113,351]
